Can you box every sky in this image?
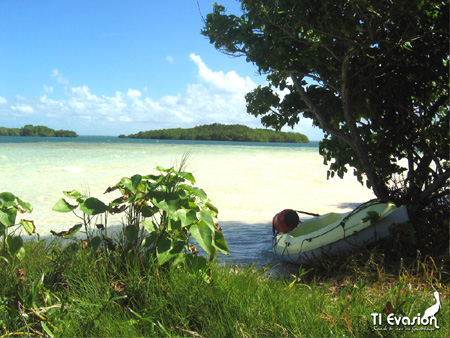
[0,0,324,139]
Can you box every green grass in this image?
[0,239,448,337]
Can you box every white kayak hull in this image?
[273,200,409,265]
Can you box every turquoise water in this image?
[0,136,375,266]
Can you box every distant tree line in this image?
[120,123,309,143]
[0,125,78,137]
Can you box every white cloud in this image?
[0,54,302,135]
[11,103,35,114]
[166,56,174,63]
[189,53,256,94]
[51,69,69,85]
[127,89,142,100]
[0,97,7,105]
[43,85,54,94]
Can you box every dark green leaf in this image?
[0,192,16,206]
[213,230,229,254]
[6,235,23,257]
[79,197,108,215]
[0,208,17,227]
[168,218,182,231]
[156,238,181,265]
[90,236,102,250]
[124,225,139,244]
[52,198,78,213]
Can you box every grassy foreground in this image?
[0,239,448,338]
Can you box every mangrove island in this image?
[0,125,78,137]
[119,123,309,143]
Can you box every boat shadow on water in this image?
[217,221,300,276]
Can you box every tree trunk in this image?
[290,70,391,201]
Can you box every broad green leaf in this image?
[79,197,108,215]
[19,219,36,235]
[0,208,17,227]
[0,223,5,237]
[90,236,102,250]
[6,235,23,257]
[171,240,185,255]
[141,204,158,217]
[50,223,82,238]
[213,230,229,254]
[142,220,157,232]
[131,174,142,190]
[121,175,142,193]
[63,190,84,199]
[52,198,78,213]
[151,192,179,212]
[15,246,26,260]
[179,171,196,184]
[141,232,158,250]
[190,221,213,255]
[16,197,33,213]
[170,208,197,228]
[205,202,218,217]
[177,209,197,227]
[0,192,16,206]
[124,225,139,244]
[180,184,207,200]
[156,238,181,265]
[168,218,182,231]
[156,165,172,173]
[142,174,162,181]
[184,209,198,226]
[199,211,215,231]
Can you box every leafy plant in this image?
[105,164,229,270]
[0,192,35,259]
[51,163,229,277]
[52,189,109,245]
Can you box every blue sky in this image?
[0,0,323,139]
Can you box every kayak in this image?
[272,200,409,264]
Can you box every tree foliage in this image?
[123,123,309,143]
[202,0,449,206]
[0,125,78,137]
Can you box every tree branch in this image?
[418,170,450,202]
[290,73,352,144]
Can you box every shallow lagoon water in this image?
[0,136,375,267]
